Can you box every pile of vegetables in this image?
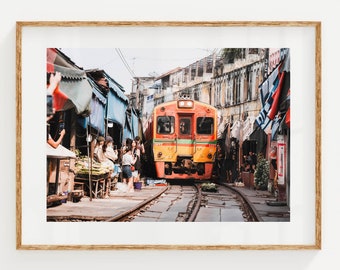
[201,182,218,192]
[74,156,111,178]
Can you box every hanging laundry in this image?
[255,74,280,130]
[268,72,286,120]
[259,64,280,107]
[256,48,291,132]
[271,115,281,140]
[285,107,290,128]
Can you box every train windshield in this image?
[196,117,214,134]
[157,116,174,134]
[179,118,191,135]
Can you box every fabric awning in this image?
[59,74,92,114]
[106,90,128,127]
[122,109,139,142]
[47,143,76,159]
[107,79,129,102]
[131,108,139,138]
[85,69,129,128]
[86,83,107,134]
[47,49,93,115]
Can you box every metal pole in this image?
[55,159,60,195]
[86,120,93,201]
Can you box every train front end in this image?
[152,99,217,180]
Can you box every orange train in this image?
[144,99,217,180]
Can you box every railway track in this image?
[122,184,198,222]
[123,182,259,222]
[47,181,259,222]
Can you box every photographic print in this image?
[17,21,321,249]
[45,47,290,223]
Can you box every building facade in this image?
[132,48,290,203]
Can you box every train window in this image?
[157,116,174,134]
[179,118,191,135]
[196,117,214,134]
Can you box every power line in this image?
[115,48,136,78]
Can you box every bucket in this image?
[134,182,142,190]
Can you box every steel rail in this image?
[218,183,262,222]
[105,186,168,222]
[187,184,202,222]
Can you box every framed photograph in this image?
[16,21,321,250]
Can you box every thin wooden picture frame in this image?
[16,21,321,250]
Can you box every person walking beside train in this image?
[270,146,278,191]
[134,136,145,155]
[134,136,145,176]
[121,145,137,192]
[131,139,142,183]
[121,138,133,155]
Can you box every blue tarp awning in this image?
[78,69,130,135]
[107,79,129,102]
[86,69,129,128]
[122,108,139,142]
[88,87,107,135]
[106,89,128,127]
[131,108,139,138]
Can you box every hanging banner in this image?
[277,140,286,185]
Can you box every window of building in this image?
[183,67,189,83]
[194,86,200,101]
[225,76,232,107]
[191,64,196,80]
[214,81,222,107]
[248,69,253,101]
[206,56,213,73]
[236,75,241,104]
[197,60,204,77]
[232,74,241,105]
[248,48,259,54]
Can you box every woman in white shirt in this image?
[121,145,137,192]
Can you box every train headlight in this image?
[157,152,163,158]
[207,153,213,159]
[177,100,194,108]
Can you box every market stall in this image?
[46,143,76,206]
[74,156,112,199]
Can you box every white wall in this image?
[0,1,337,269]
